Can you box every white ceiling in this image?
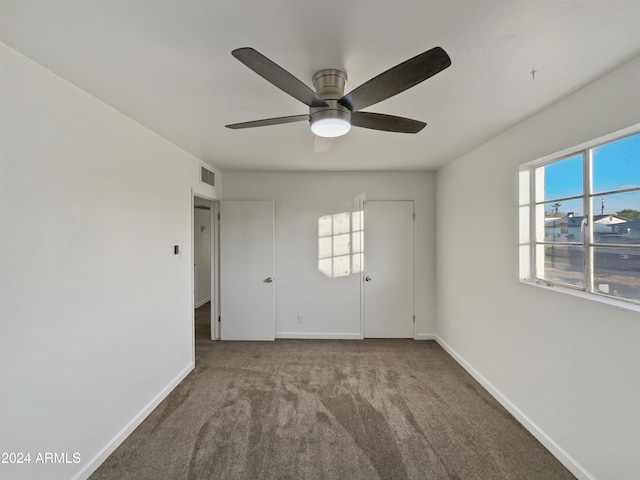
[2,1,640,172]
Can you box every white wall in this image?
[223,171,436,338]
[436,55,640,480]
[0,42,220,480]
[194,201,212,307]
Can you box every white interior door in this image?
[363,200,414,338]
[220,201,275,341]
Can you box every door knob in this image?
[265,277,273,283]
[365,276,372,282]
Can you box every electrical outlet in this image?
[297,314,304,324]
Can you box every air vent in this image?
[200,166,215,187]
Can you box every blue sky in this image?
[541,132,640,216]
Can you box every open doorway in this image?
[193,195,219,358]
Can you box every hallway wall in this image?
[0,41,219,480]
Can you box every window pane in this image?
[593,231,640,245]
[592,191,640,246]
[591,191,640,233]
[519,169,530,206]
[537,199,584,243]
[592,132,640,194]
[593,246,640,302]
[535,154,583,202]
[536,244,585,287]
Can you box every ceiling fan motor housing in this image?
[310,69,351,137]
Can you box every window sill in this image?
[519,278,640,314]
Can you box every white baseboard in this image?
[276,332,364,340]
[414,333,436,340]
[195,296,211,309]
[275,333,437,340]
[72,362,195,480]
[434,336,596,480]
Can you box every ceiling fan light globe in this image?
[311,118,351,138]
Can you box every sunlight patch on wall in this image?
[318,211,364,278]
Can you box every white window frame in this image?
[519,123,640,312]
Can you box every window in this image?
[520,128,640,306]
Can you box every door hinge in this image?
[413,315,416,323]
[218,316,221,323]
[413,212,416,220]
[217,213,220,220]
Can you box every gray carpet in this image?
[90,323,575,479]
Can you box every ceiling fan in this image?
[226,46,451,152]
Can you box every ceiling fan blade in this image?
[339,47,451,112]
[226,114,309,129]
[351,112,426,133]
[232,48,328,108]
[313,135,333,153]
